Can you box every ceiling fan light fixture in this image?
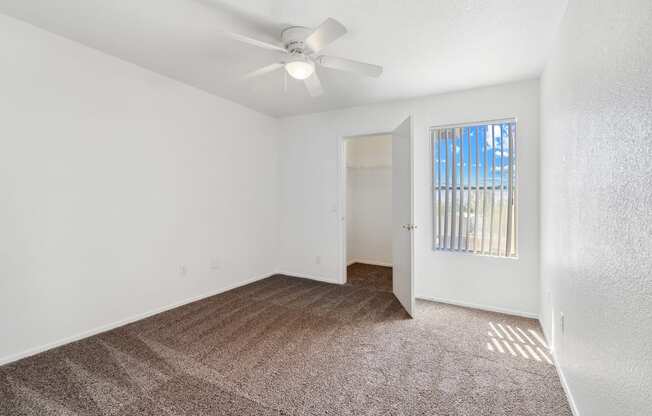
[285,58,314,80]
[224,17,382,96]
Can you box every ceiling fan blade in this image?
[304,18,347,53]
[304,72,324,97]
[316,55,383,77]
[221,31,287,53]
[243,63,284,79]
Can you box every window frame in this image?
[430,118,518,259]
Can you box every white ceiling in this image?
[0,0,567,117]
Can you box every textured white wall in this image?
[279,80,540,316]
[540,0,652,414]
[0,15,280,363]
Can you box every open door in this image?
[392,116,415,317]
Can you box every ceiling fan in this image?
[221,18,383,96]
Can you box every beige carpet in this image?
[0,274,571,415]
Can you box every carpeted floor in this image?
[347,262,393,292]
[0,275,571,415]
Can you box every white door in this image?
[392,116,415,317]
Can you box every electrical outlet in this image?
[560,312,565,335]
[179,264,187,277]
[315,256,321,265]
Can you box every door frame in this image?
[336,118,415,288]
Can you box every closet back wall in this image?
[346,135,392,267]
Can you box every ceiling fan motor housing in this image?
[281,26,312,54]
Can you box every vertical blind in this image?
[432,120,517,258]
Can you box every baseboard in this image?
[276,270,342,285]
[0,272,275,367]
[416,295,538,319]
[543,332,580,416]
[347,259,393,268]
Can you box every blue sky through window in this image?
[434,122,514,188]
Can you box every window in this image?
[431,120,517,258]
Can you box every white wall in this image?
[278,79,540,316]
[0,15,280,364]
[346,135,392,266]
[346,135,393,168]
[540,1,652,415]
